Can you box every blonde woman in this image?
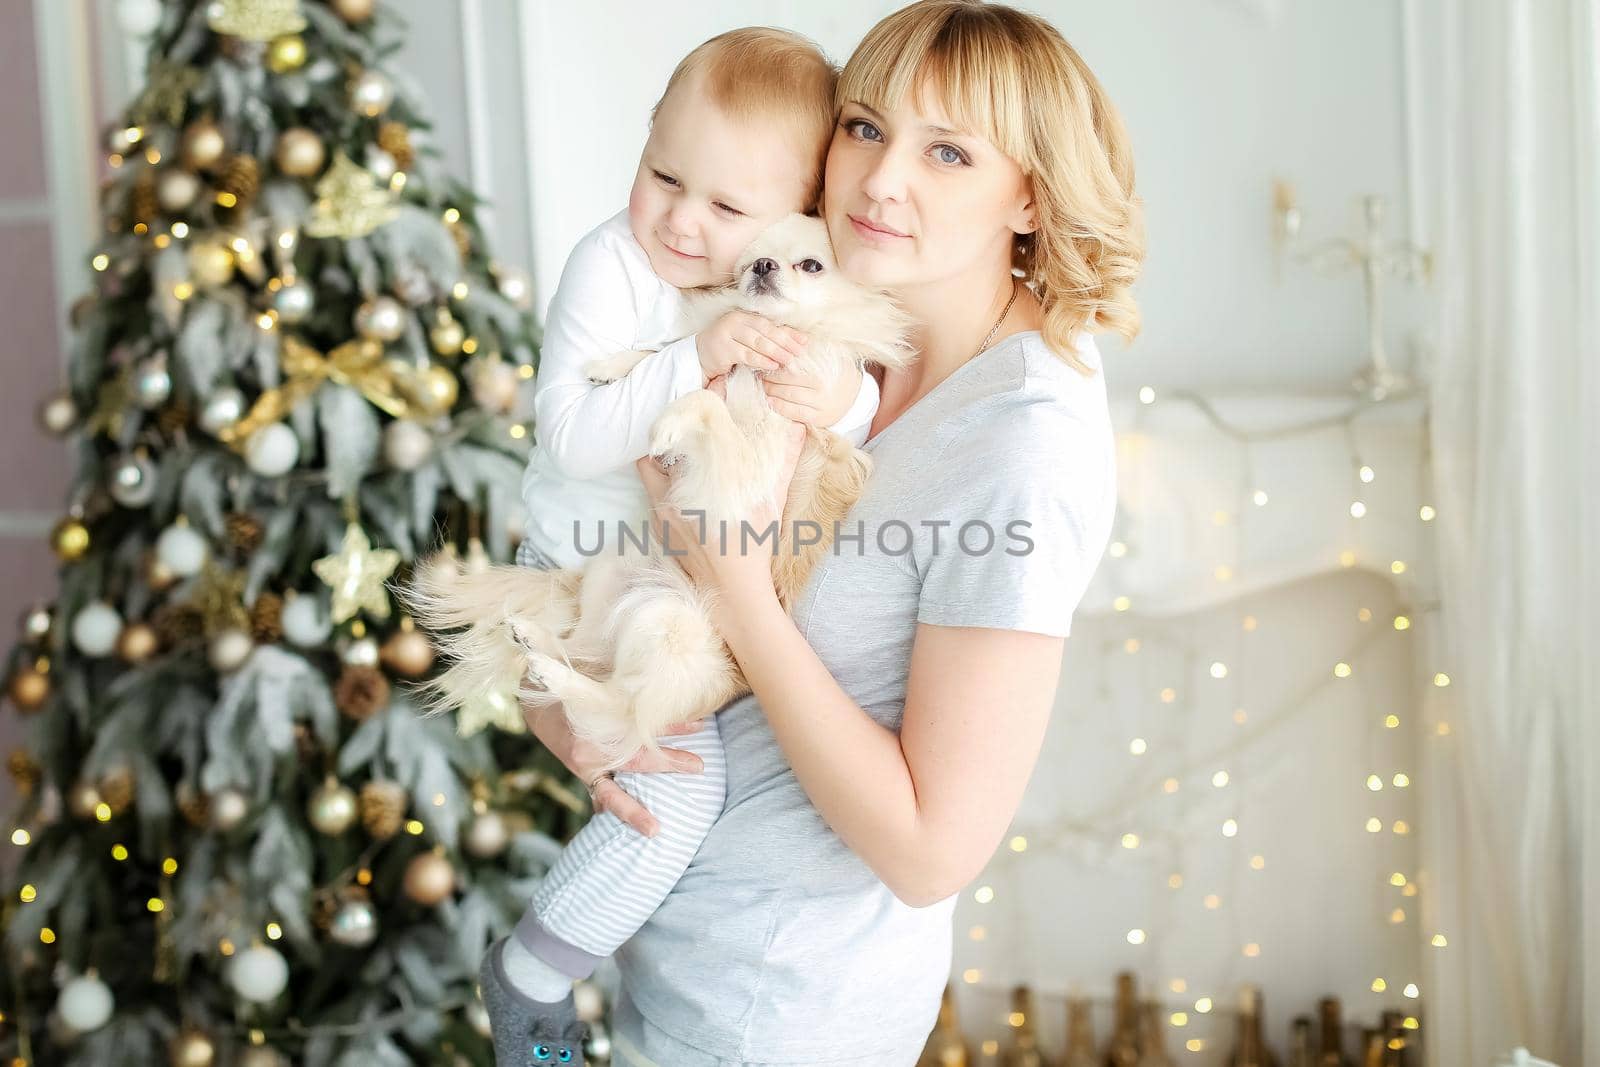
[527,2,1143,1061]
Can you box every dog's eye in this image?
[798,259,824,274]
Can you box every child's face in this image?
[628,74,815,290]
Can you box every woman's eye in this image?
[653,171,679,187]
[843,118,883,142]
[934,144,967,166]
[798,259,823,274]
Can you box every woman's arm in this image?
[712,586,1062,908]
[637,448,1065,907]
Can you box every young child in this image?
[475,28,880,1065]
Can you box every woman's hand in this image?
[760,361,863,427]
[634,419,806,599]
[522,698,706,838]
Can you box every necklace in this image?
[974,277,1020,358]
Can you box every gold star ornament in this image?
[313,523,401,624]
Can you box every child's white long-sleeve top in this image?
[520,209,881,570]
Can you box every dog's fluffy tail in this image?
[391,552,577,723]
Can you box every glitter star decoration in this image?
[304,152,400,239]
[312,523,401,624]
[207,0,307,41]
[190,560,250,636]
[455,688,527,738]
[129,61,203,128]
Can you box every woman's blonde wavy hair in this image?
[838,0,1145,374]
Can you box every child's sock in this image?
[500,933,575,1002]
[478,935,588,1066]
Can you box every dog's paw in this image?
[582,351,643,384]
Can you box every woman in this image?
[526,1,1143,1062]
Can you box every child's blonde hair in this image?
[653,28,839,212]
[839,0,1145,373]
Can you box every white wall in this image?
[393,0,1424,394]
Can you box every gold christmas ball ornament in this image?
[175,780,210,827]
[189,239,236,289]
[331,0,375,22]
[402,850,456,906]
[168,1026,217,1067]
[7,661,51,713]
[273,127,325,178]
[469,357,520,415]
[428,313,464,356]
[354,295,406,342]
[308,778,359,835]
[51,516,91,561]
[99,765,135,813]
[68,779,103,820]
[379,620,434,677]
[38,391,79,436]
[115,622,162,664]
[237,1046,287,1067]
[266,34,306,73]
[417,365,459,416]
[208,628,255,673]
[181,119,227,171]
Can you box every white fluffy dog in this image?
[395,215,913,769]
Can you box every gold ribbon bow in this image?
[220,335,416,445]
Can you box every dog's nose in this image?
[752,258,778,277]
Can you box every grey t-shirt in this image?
[613,328,1118,1061]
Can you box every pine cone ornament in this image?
[334,665,390,720]
[446,218,472,263]
[250,591,283,643]
[360,779,407,839]
[225,511,264,554]
[376,121,413,171]
[7,749,42,795]
[220,154,261,210]
[293,722,320,765]
[152,601,206,647]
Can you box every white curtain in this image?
[1416,1,1599,1065]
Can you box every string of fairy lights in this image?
[949,384,1449,1057]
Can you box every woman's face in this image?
[823,80,1035,291]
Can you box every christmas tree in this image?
[0,1,597,1063]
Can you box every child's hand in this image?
[760,361,863,427]
[697,310,809,384]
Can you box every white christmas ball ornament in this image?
[244,423,299,476]
[354,296,406,342]
[57,972,115,1031]
[115,0,163,36]
[156,523,210,577]
[199,387,246,436]
[281,592,332,647]
[382,419,432,471]
[228,944,289,1004]
[71,602,123,658]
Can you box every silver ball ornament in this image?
[108,452,158,508]
[199,387,246,436]
[228,943,289,1004]
[364,147,396,183]
[308,779,358,835]
[271,279,315,324]
[209,787,250,830]
[354,296,406,343]
[329,895,378,947]
[207,628,255,672]
[463,811,509,859]
[57,972,115,1032]
[340,636,379,668]
[243,423,300,476]
[157,169,202,213]
[38,391,79,435]
[22,604,53,643]
[133,355,173,409]
[155,522,209,577]
[496,269,533,310]
[382,419,433,471]
[71,602,123,658]
[350,70,394,117]
[281,592,332,648]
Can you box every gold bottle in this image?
[1003,984,1049,1067]
[1103,973,1140,1067]
[1134,999,1176,1067]
[1062,995,1098,1067]
[1316,997,1352,1067]
[918,982,972,1067]
[1225,985,1281,1067]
